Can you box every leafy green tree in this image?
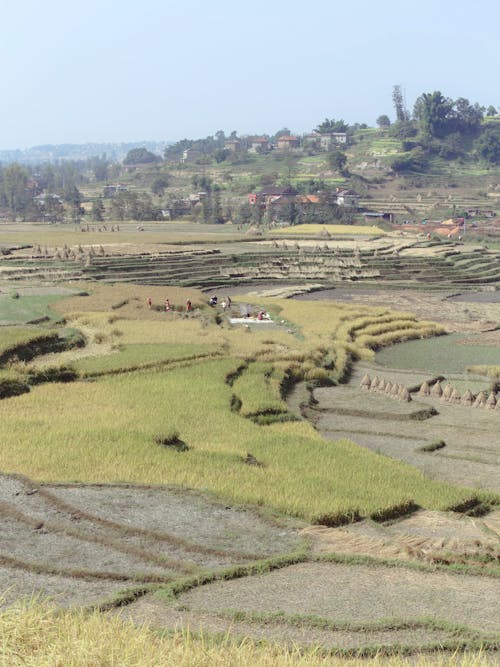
[90,156,109,181]
[390,147,427,173]
[388,120,418,139]
[475,126,500,164]
[392,85,409,122]
[453,97,484,134]
[315,118,349,133]
[191,175,212,192]
[326,150,348,175]
[214,148,230,163]
[376,115,391,128]
[42,194,65,223]
[151,175,170,197]
[1,164,30,219]
[413,91,454,138]
[210,190,225,224]
[91,198,105,221]
[123,147,161,165]
[64,185,85,224]
[235,202,253,226]
[486,105,498,117]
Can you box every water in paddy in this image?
[375,333,499,374]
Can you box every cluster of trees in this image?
[0,163,89,222]
[379,86,500,171]
[109,191,162,221]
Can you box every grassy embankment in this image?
[0,283,490,525]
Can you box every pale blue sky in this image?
[1,0,498,149]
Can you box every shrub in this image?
[154,430,189,452]
[418,440,446,452]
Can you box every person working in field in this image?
[147,296,152,309]
[165,298,171,312]
[186,299,192,312]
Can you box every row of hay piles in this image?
[360,374,411,402]
[419,381,499,409]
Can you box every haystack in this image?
[360,374,371,390]
[370,376,380,391]
[419,381,430,396]
[391,383,401,396]
[486,393,497,409]
[442,383,453,400]
[431,381,443,397]
[385,382,393,394]
[461,389,474,406]
[450,388,461,404]
[399,386,412,402]
[473,391,487,408]
[378,378,386,392]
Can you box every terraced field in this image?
[0,231,499,661]
[1,231,499,291]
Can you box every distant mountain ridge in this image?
[0,141,170,165]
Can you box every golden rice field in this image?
[0,283,477,523]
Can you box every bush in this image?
[0,378,30,399]
[154,431,189,452]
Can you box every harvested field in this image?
[118,561,500,642]
[295,287,500,334]
[0,473,302,608]
[306,363,499,492]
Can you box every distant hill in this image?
[0,141,170,165]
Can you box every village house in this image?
[181,148,203,163]
[248,137,270,153]
[304,132,348,150]
[248,186,299,208]
[335,188,359,207]
[103,184,128,197]
[276,135,301,150]
[224,139,241,152]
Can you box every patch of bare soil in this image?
[0,473,302,609]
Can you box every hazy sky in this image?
[1,0,498,149]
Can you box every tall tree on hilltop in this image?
[392,85,409,122]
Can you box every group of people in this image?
[209,295,232,310]
[146,297,192,312]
